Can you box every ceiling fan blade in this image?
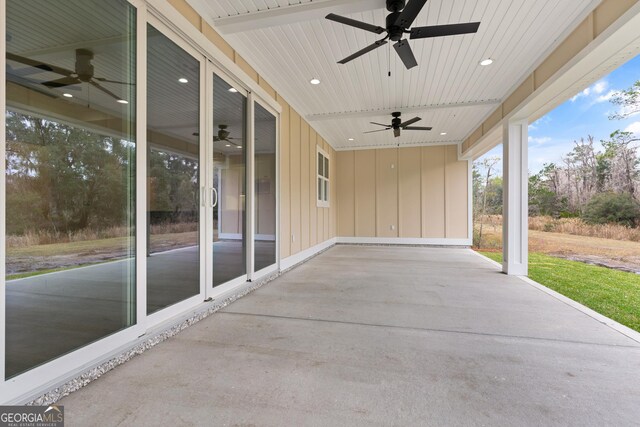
[42,76,80,88]
[6,75,60,99]
[326,13,386,35]
[395,0,428,28]
[95,77,135,86]
[370,122,390,127]
[393,128,401,138]
[400,117,421,127]
[338,39,388,64]
[393,40,418,70]
[403,126,433,131]
[89,80,123,101]
[364,128,390,134]
[410,22,481,39]
[7,52,75,77]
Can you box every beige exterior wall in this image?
[169,0,466,250]
[337,146,469,240]
[169,0,338,260]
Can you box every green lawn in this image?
[479,251,640,333]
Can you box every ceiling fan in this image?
[326,0,480,69]
[6,48,132,102]
[365,112,432,137]
[213,124,242,147]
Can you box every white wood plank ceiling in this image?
[190,0,602,150]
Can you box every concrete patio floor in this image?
[58,245,640,426]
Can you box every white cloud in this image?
[624,121,640,135]
[595,89,618,104]
[618,104,640,119]
[529,136,551,145]
[571,87,591,102]
[571,80,610,102]
[593,81,609,95]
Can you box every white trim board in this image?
[279,238,474,273]
[280,238,337,271]
[218,233,276,241]
[336,237,472,246]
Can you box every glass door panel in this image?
[146,24,201,313]
[212,75,246,287]
[4,0,136,378]
[254,103,277,271]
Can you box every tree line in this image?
[474,79,640,230]
[5,110,198,237]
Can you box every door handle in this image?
[211,187,218,208]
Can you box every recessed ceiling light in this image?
[479,58,493,66]
[348,138,354,141]
[178,77,188,83]
[310,78,321,85]
[63,93,73,98]
[225,144,231,147]
[440,132,447,136]
[237,145,242,149]
[228,87,238,93]
[117,99,128,104]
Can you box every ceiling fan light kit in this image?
[213,124,242,148]
[324,0,480,141]
[326,0,480,70]
[364,111,433,138]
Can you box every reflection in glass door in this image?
[146,25,201,313]
[4,0,136,378]
[254,103,277,271]
[212,75,246,287]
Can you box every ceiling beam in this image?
[209,0,383,34]
[306,100,501,121]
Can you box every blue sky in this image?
[479,54,640,175]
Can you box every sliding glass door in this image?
[4,0,136,378]
[211,74,247,287]
[254,102,277,272]
[2,3,280,386]
[146,25,202,313]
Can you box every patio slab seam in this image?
[219,310,640,349]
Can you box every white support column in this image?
[502,120,528,276]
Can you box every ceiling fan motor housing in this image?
[75,49,94,82]
[386,0,405,12]
[386,12,404,41]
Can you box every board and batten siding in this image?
[337,146,469,240]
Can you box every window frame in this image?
[316,146,330,208]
